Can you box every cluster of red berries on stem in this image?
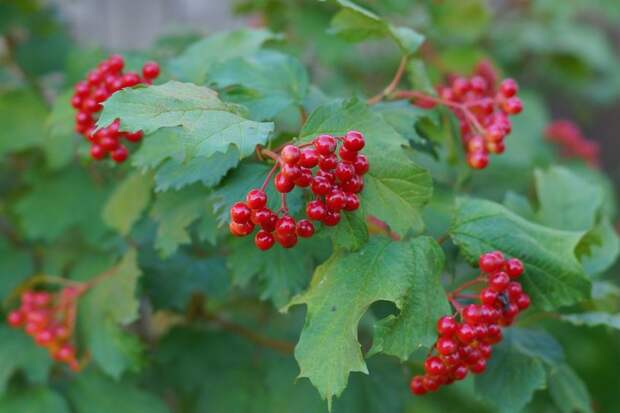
[229,131,369,250]
[72,54,160,163]
[544,120,600,167]
[400,61,523,169]
[7,287,86,371]
[410,251,530,396]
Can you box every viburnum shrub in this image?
[2,1,619,412]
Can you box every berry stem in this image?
[447,276,485,299]
[280,193,288,213]
[260,162,280,192]
[368,55,409,105]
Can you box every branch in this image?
[368,56,409,105]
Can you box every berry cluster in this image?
[7,288,83,371]
[410,252,530,396]
[544,120,600,167]
[414,62,523,169]
[71,55,160,163]
[229,131,369,250]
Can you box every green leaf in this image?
[65,369,170,413]
[0,387,69,413]
[0,89,46,157]
[475,328,562,413]
[576,218,620,276]
[299,98,433,236]
[0,238,33,300]
[97,81,274,160]
[149,185,210,257]
[169,28,277,84]
[44,90,78,169]
[330,0,424,55]
[102,171,154,236]
[0,326,53,393]
[561,312,620,330]
[210,50,309,120]
[547,364,593,413]
[369,236,450,360]
[286,237,434,405]
[450,197,591,309]
[78,249,143,378]
[13,169,109,242]
[319,210,368,251]
[534,167,603,231]
[227,236,329,308]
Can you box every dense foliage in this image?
[1,0,619,412]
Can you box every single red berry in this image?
[437,316,457,336]
[338,146,357,162]
[506,281,523,300]
[90,144,107,160]
[503,303,520,319]
[229,221,255,237]
[467,151,489,169]
[74,81,90,97]
[255,230,275,251]
[142,61,160,80]
[7,311,23,327]
[470,76,488,94]
[311,176,332,196]
[486,141,505,155]
[353,154,369,175]
[275,231,298,248]
[343,131,365,151]
[489,271,510,292]
[335,162,356,182]
[55,345,76,362]
[326,189,346,211]
[280,145,301,165]
[262,212,278,233]
[503,97,523,115]
[125,130,144,142]
[306,200,326,221]
[469,358,487,374]
[516,293,530,310]
[319,154,338,171]
[230,202,251,223]
[480,304,500,324]
[499,78,518,98]
[111,145,128,163]
[93,87,109,103]
[422,376,440,392]
[462,304,481,325]
[467,136,485,152]
[442,351,462,367]
[322,210,341,226]
[87,69,102,86]
[275,216,296,238]
[294,168,313,187]
[35,330,54,345]
[246,189,267,209]
[452,77,471,97]
[452,365,468,381]
[410,376,426,395]
[344,193,360,211]
[317,169,336,184]
[484,324,502,344]
[71,95,83,109]
[436,337,458,355]
[479,252,504,273]
[76,111,92,125]
[108,54,124,72]
[100,136,119,151]
[486,125,505,142]
[341,175,364,193]
[479,343,492,359]
[281,164,301,181]
[122,72,141,87]
[296,219,315,238]
[505,258,524,278]
[53,325,70,340]
[314,135,337,155]
[456,323,476,344]
[480,288,498,305]
[251,208,271,226]
[473,324,489,340]
[424,356,447,376]
[299,148,320,168]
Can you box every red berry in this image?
[410,376,426,395]
[436,337,458,355]
[280,145,301,165]
[229,221,255,236]
[505,258,524,278]
[108,54,124,72]
[479,252,504,273]
[100,136,119,151]
[452,77,471,97]
[306,200,326,221]
[456,323,476,343]
[311,176,332,196]
[480,288,498,306]
[462,304,481,325]
[125,130,144,142]
[142,61,160,80]
[503,97,523,115]
[424,356,447,376]
[71,95,83,109]
[506,281,523,300]
[341,175,364,193]
[516,293,530,310]
[314,134,337,155]
[422,376,440,392]
[275,173,294,193]
[275,216,296,238]
[469,358,486,374]
[322,210,341,226]
[299,148,320,168]
[335,162,355,182]
[262,212,278,233]
[437,316,457,336]
[230,202,251,223]
[343,131,365,151]
[275,231,298,248]
[35,330,54,345]
[7,311,23,327]
[480,304,500,324]
[55,345,76,362]
[326,189,346,211]
[251,208,271,226]
[467,151,488,169]
[338,146,357,162]
[499,78,518,98]
[111,145,128,163]
[294,168,313,187]
[246,189,267,209]
[74,81,90,97]
[470,76,488,94]
[281,164,301,181]
[319,154,338,171]
[317,170,336,184]
[255,230,275,251]
[353,154,369,175]
[296,220,315,238]
[90,144,106,160]
[122,72,141,87]
[452,365,468,380]
[344,193,360,211]
[489,271,510,292]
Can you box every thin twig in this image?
[368,56,409,105]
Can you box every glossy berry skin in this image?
[255,230,275,251]
[230,202,251,223]
[311,176,332,196]
[437,316,457,336]
[229,221,254,237]
[294,168,313,187]
[499,78,518,97]
[275,216,296,237]
[296,220,315,238]
[275,173,294,193]
[436,337,457,355]
[338,146,357,162]
[322,210,341,226]
[479,252,504,273]
[326,190,346,211]
[90,144,106,160]
[142,61,160,80]
[306,200,326,221]
[246,189,267,209]
[410,377,426,395]
[319,154,338,171]
[275,231,298,248]
[505,258,524,278]
[489,272,510,292]
[335,162,355,182]
[424,357,446,376]
[281,164,301,181]
[344,194,360,211]
[343,131,365,151]
[313,134,337,155]
[281,145,301,165]
[299,148,319,168]
[353,154,369,175]
[111,145,128,163]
